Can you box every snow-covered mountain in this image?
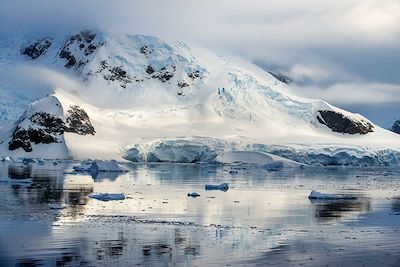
[0,30,399,165]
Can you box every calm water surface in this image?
[0,161,399,266]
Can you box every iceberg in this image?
[89,193,126,201]
[205,183,229,192]
[308,190,357,200]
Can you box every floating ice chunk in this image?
[0,177,32,185]
[308,190,357,200]
[2,157,12,162]
[205,183,229,192]
[22,158,37,165]
[48,203,66,210]
[73,160,129,173]
[187,192,200,197]
[89,193,126,201]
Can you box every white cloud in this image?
[291,82,400,105]
[0,0,399,125]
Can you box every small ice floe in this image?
[89,193,126,201]
[48,203,67,210]
[0,177,33,185]
[22,158,34,165]
[229,170,238,174]
[1,157,12,162]
[308,190,357,200]
[205,183,229,192]
[187,192,200,198]
[73,160,129,173]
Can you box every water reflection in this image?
[0,162,399,266]
[310,197,371,222]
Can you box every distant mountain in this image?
[268,71,293,84]
[391,120,400,134]
[0,30,399,165]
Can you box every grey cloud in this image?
[0,0,399,126]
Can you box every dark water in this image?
[0,161,399,266]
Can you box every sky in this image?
[0,0,399,127]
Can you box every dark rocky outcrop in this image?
[317,110,373,135]
[151,65,176,82]
[8,127,58,152]
[268,71,292,84]
[8,106,95,152]
[29,112,65,134]
[97,60,132,88]
[9,127,34,152]
[65,105,95,135]
[58,30,102,69]
[146,65,155,74]
[187,70,201,79]
[140,45,152,55]
[21,38,52,59]
[391,120,400,134]
[178,80,189,88]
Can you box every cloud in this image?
[290,82,400,105]
[0,0,399,126]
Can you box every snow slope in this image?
[0,30,399,165]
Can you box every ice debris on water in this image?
[205,183,229,192]
[73,160,129,173]
[89,193,126,201]
[0,177,33,185]
[308,190,357,200]
[187,192,200,198]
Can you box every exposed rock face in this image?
[21,38,52,59]
[140,45,152,55]
[188,70,201,80]
[146,65,155,74]
[8,106,95,152]
[391,120,400,134]
[65,105,95,135]
[58,30,102,69]
[178,80,189,88]
[29,112,65,134]
[94,60,132,88]
[149,65,176,82]
[268,71,292,84]
[317,110,373,135]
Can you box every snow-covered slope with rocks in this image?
[0,30,399,165]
